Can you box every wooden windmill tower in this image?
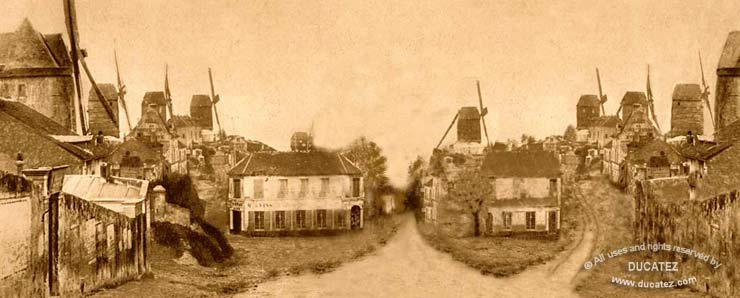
[435,81,491,149]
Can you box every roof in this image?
[718,31,740,69]
[645,177,690,202]
[190,94,212,107]
[672,84,702,101]
[676,142,731,161]
[481,151,560,178]
[458,107,480,120]
[714,119,740,144]
[592,116,621,128]
[62,175,147,205]
[621,91,648,105]
[89,84,118,101]
[626,139,683,164]
[169,115,197,127]
[107,138,165,165]
[0,99,76,135]
[0,19,69,70]
[577,94,600,107]
[228,151,362,176]
[142,91,166,106]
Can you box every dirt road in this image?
[239,212,595,298]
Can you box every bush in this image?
[151,173,205,219]
[193,217,234,259]
[152,221,233,267]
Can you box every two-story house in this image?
[480,151,562,236]
[227,150,364,235]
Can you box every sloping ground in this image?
[573,175,711,298]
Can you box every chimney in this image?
[15,152,24,175]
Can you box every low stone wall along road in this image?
[240,213,595,298]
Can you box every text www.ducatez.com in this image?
[610,276,697,288]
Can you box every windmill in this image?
[646,65,662,134]
[435,81,491,149]
[699,50,716,130]
[596,68,608,116]
[208,68,223,136]
[63,0,118,135]
[114,47,132,134]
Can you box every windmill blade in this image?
[208,68,223,132]
[164,64,173,119]
[80,57,118,128]
[114,47,132,131]
[646,65,662,134]
[596,67,606,116]
[699,50,716,129]
[63,0,86,134]
[436,112,459,149]
[476,80,491,145]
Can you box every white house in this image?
[480,151,562,236]
[227,150,364,235]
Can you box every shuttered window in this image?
[275,211,286,229]
[296,210,306,229]
[319,178,330,198]
[278,179,288,198]
[336,211,346,227]
[352,178,361,197]
[233,179,242,198]
[254,211,265,230]
[525,212,535,230]
[299,179,309,198]
[254,179,264,199]
[316,210,327,228]
[502,212,512,229]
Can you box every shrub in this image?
[152,221,232,267]
[193,217,234,259]
[151,173,205,219]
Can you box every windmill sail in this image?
[208,68,223,134]
[476,81,491,146]
[164,64,173,120]
[63,0,86,134]
[115,47,132,132]
[699,51,715,130]
[596,68,607,116]
[646,65,662,134]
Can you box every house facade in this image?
[227,150,364,235]
[481,151,561,236]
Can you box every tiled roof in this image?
[714,119,740,144]
[169,115,197,127]
[0,19,64,69]
[0,100,75,135]
[592,115,621,128]
[228,151,362,176]
[645,177,690,202]
[481,151,560,178]
[626,139,683,164]
[577,94,600,107]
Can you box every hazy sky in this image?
[5,0,740,185]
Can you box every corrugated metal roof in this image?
[62,175,145,203]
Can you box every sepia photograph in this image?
[1,0,739,297]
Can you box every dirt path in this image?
[239,212,594,298]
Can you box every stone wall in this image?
[151,185,190,227]
[54,193,148,297]
[0,172,47,298]
[635,180,740,297]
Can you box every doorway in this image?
[231,210,242,233]
[548,211,558,232]
[350,206,361,229]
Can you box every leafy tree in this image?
[564,125,577,142]
[405,156,426,211]
[447,168,493,237]
[520,134,536,145]
[343,137,390,215]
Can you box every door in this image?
[350,206,361,229]
[548,211,558,232]
[231,210,242,233]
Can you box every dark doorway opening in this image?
[231,210,242,233]
[350,206,361,230]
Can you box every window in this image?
[525,212,536,230]
[17,84,26,98]
[319,178,330,198]
[278,179,288,198]
[316,209,327,228]
[295,210,306,229]
[352,177,361,197]
[549,179,558,197]
[274,211,285,229]
[254,179,264,199]
[502,212,512,229]
[233,179,242,198]
[299,178,309,198]
[336,211,346,227]
[254,211,265,230]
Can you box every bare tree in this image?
[447,168,493,237]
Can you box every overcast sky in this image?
[5,0,740,186]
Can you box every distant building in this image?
[106,138,167,180]
[669,84,703,137]
[169,115,201,148]
[589,116,621,148]
[129,104,172,149]
[715,31,740,130]
[481,151,561,236]
[141,91,167,120]
[457,106,481,143]
[616,102,659,146]
[0,19,76,131]
[227,149,364,235]
[190,94,213,131]
[576,94,600,129]
[620,91,649,121]
[87,83,120,137]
